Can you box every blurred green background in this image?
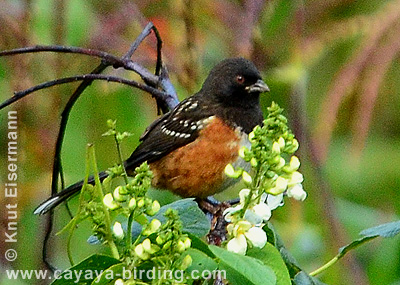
[1,0,400,284]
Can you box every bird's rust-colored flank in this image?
[150,117,241,198]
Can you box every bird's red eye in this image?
[236,75,245,84]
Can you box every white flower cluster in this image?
[223,103,307,255]
[223,188,284,254]
[223,153,306,255]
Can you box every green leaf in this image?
[209,245,276,285]
[185,248,218,274]
[51,254,120,285]
[279,246,302,278]
[267,223,302,278]
[151,198,211,238]
[360,220,400,238]
[187,233,215,258]
[263,223,277,246]
[247,243,291,285]
[339,220,400,257]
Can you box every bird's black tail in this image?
[33,171,109,215]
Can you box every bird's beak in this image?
[247,79,270,93]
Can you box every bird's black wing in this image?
[125,95,217,169]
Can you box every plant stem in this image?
[114,133,129,185]
[88,144,120,260]
[65,144,96,266]
[309,255,339,276]
[126,211,135,249]
[240,169,262,218]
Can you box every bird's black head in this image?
[201,57,269,108]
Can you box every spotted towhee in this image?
[34,57,269,215]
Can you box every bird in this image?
[34,57,269,215]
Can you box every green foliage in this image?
[2,1,400,283]
[247,243,291,285]
[150,199,211,238]
[209,245,276,285]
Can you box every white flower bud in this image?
[223,205,242,222]
[284,156,300,173]
[250,157,258,167]
[268,176,288,195]
[224,164,242,178]
[156,235,164,245]
[272,141,281,155]
[292,138,299,151]
[288,171,304,186]
[244,227,267,248]
[252,203,272,222]
[266,193,284,210]
[141,238,160,254]
[142,238,152,251]
[224,163,235,176]
[162,240,172,250]
[248,131,256,143]
[128,197,136,210]
[239,188,251,204]
[238,146,247,159]
[113,186,127,202]
[180,255,192,270]
[242,171,252,184]
[287,138,299,152]
[177,240,186,253]
[227,234,247,255]
[226,223,234,235]
[147,200,160,216]
[103,193,120,210]
[143,218,161,236]
[276,157,285,169]
[278,137,285,149]
[134,244,150,260]
[112,222,124,239]
[287,184,307,201]
[289,156,300,170]
[183,237,191,249]
[150,219,161,232]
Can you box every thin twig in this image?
[0,74,170,109]
[0,45,162,91]
[123,22,154,60]
[0,45,121,65]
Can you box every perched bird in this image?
[34,57,269,215]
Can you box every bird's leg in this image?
[195,197,231,246]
